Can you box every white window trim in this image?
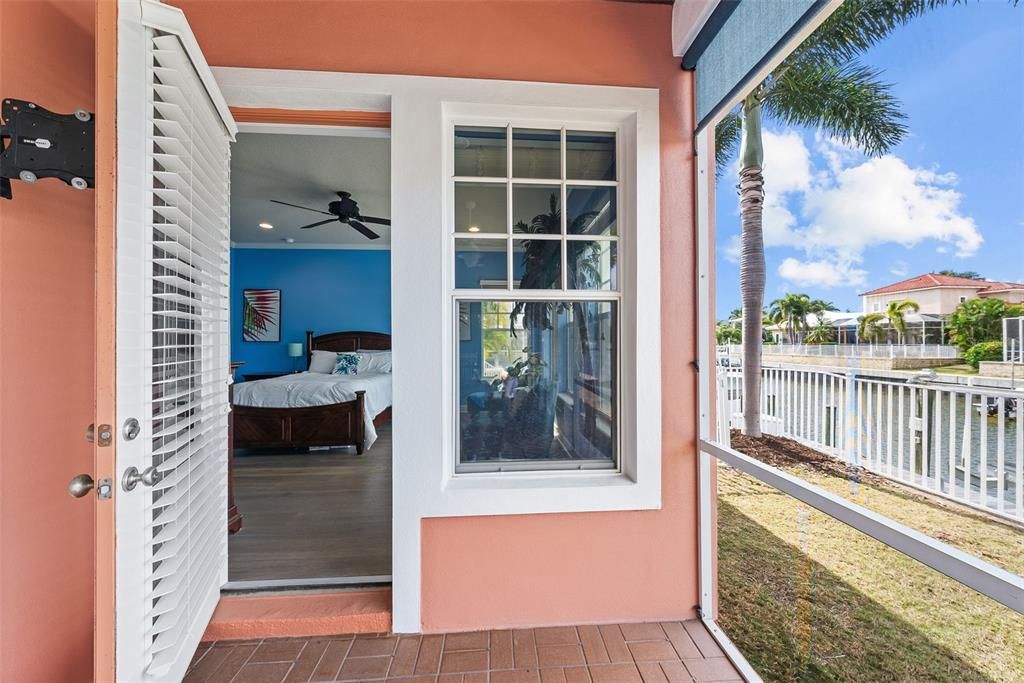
[212,67,659,632]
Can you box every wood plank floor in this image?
[228,426,392,582]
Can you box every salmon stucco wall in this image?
[170,0,698,631]
[0,1,97,679]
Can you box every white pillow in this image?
[358,350,392,374]
[308,349,337,374]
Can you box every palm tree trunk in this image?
[739,99,765,438]
[572,301,594,379]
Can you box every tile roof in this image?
[979,281,1024,293]
[861,273,1024,296]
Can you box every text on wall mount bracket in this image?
[0,98,95,200]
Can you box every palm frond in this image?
[762,59,907,156]
[858,312,886,341]
[715,112,742,175]
[790,0,956,67]
[242,290,278,340]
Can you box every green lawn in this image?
[934,363,979,376]
[717,435,1024,682]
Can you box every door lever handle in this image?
[121,465,163,492]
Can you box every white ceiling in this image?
[230,132,391,247]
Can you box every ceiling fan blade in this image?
[270,199,334,216]
[358,215,391,226]
[347,219,381,240]
[298,218,338,230]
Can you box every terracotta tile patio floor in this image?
[183,621,743,683]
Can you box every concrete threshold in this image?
[203,587,391,641]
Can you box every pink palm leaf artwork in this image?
[242,289,280,341]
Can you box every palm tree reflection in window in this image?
[501,193,614,462]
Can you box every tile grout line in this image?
[439,633,447,676]
[281,639,309,683]
[411,635,427,677]
[187,644,212,673]
[226,640,263,683]
[333,637,356,682]
[304,639,333,683]
[383,638,397,680]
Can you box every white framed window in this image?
[441,100,660,510]
[451,122,621,474]
[959,295,968,303]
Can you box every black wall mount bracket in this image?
[0,98,95,200]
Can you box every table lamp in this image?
[287,342,304,373]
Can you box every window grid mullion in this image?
[506,123,513,290]
[561,126,568,291]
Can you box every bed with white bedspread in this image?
[230,331,392,453]
[232,371,391,451]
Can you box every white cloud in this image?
[760,131,810,249]
[763,130,812,195]
[801,155,983,260]
[814,131,864,175]
[778,257,868,289]
[727,129,983,289]
[890,260,909,277]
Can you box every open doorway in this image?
[224,127,392,588]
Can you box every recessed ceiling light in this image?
[468,225,480,233]
[259,222,273,230]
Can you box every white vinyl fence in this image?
[718,344,961,359]
[718,365,1023,523]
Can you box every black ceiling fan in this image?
[270,191,390,240]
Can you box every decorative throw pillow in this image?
[333,352,361,375]
[308,350,337,374]
[357,351,392,374]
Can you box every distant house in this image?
[861,273,1024,315]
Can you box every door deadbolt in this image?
[122,417,141,441]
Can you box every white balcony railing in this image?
[717,365,1023,523]
[717,343,961,360]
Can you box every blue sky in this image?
[715,2,1024,318]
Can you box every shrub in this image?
[947,299,1023,351]
[963,341,1003,369]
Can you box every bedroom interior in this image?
[226,129,394,586]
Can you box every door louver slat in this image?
[138,29,231,678]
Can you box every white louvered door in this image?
[115,1,236,681]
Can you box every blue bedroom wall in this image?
[231,248,391,376]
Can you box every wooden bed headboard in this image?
[304,330,391,367]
